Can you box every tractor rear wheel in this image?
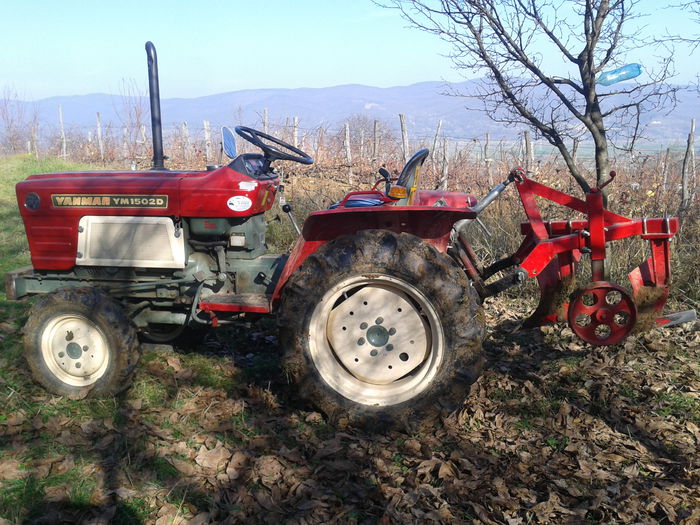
[24,287,140,397]
[278,230,485,429]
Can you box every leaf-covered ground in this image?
[0,296,698,525]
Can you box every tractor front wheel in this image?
[279,230,485,428]
[24,287,140,397]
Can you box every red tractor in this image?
[7,43,695,426]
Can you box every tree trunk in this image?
[680,118,696,217]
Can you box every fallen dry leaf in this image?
[0,458,24,481]
[194,442,231,471]
[166,355,183,371]
[168,457,197,476]
[252,455,285,488]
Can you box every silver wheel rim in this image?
[40,314,110,387]
[309,275,444,407]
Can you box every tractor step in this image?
[5,265,33,301]
[198,293,271,314]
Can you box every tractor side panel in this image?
[17,173,184,270]
[271,206,476,305]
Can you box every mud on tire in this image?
[23,287,141,397]
[278,230,485,428]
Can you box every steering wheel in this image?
[234,126,313,165]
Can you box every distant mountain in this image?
[11,80,700,144]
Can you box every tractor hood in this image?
[16,165,278,270]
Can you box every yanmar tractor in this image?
[6,43,695,426]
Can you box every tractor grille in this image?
[76,216,185,269]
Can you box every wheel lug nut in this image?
[389,327,396,335]
[386,344,394,351]
[360,322,368,330]
[375,317,383,325]
[357,338,366,346]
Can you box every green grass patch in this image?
[519,398,562,419]
[544,436,570,451]
[0,459,97,522]
[179,353,240,392]
[113,498,152,525]
[655,392,700,423]
[515,417,534,430]
[489,388,519,402]
[618,384,641,400]
[151,456,180,483]
[129,376,172,410]
[0,475,45,522]
[15,433,73,463]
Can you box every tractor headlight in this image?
[25,193,40,210]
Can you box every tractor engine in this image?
[11,164,286,337]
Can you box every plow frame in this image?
[453,170,683,338]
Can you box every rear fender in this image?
[271,206,476,306]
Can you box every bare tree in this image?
[672,1,700,50]
[382,0,678,191]
[671,1,700,90]
[113,79,148,160]
[0,86,37,154]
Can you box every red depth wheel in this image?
[567,283,637,346]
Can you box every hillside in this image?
[13,80,700,144]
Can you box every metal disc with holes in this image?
[309,275,444,406]
[40,314,110,387]
[326,284,429,385]
[567,282,637,346]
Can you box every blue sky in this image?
[0,0,697,100]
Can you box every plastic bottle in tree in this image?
[597,63,642,86]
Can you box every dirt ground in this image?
[0,296,698,525]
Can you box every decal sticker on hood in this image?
[227,195,252,212]
[238,181,258,191]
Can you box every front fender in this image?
[271,205,476,305]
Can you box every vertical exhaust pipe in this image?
[145,41,165,170]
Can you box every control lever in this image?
[596,170,616,192]
[277,184,301,235]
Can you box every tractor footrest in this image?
[5,265,34,301]
[199,293,271,314]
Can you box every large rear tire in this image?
[278,230,485,428]
[24,287,140,397]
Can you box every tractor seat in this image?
[328,197,385,209]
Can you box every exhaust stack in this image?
[145,41,165,170]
